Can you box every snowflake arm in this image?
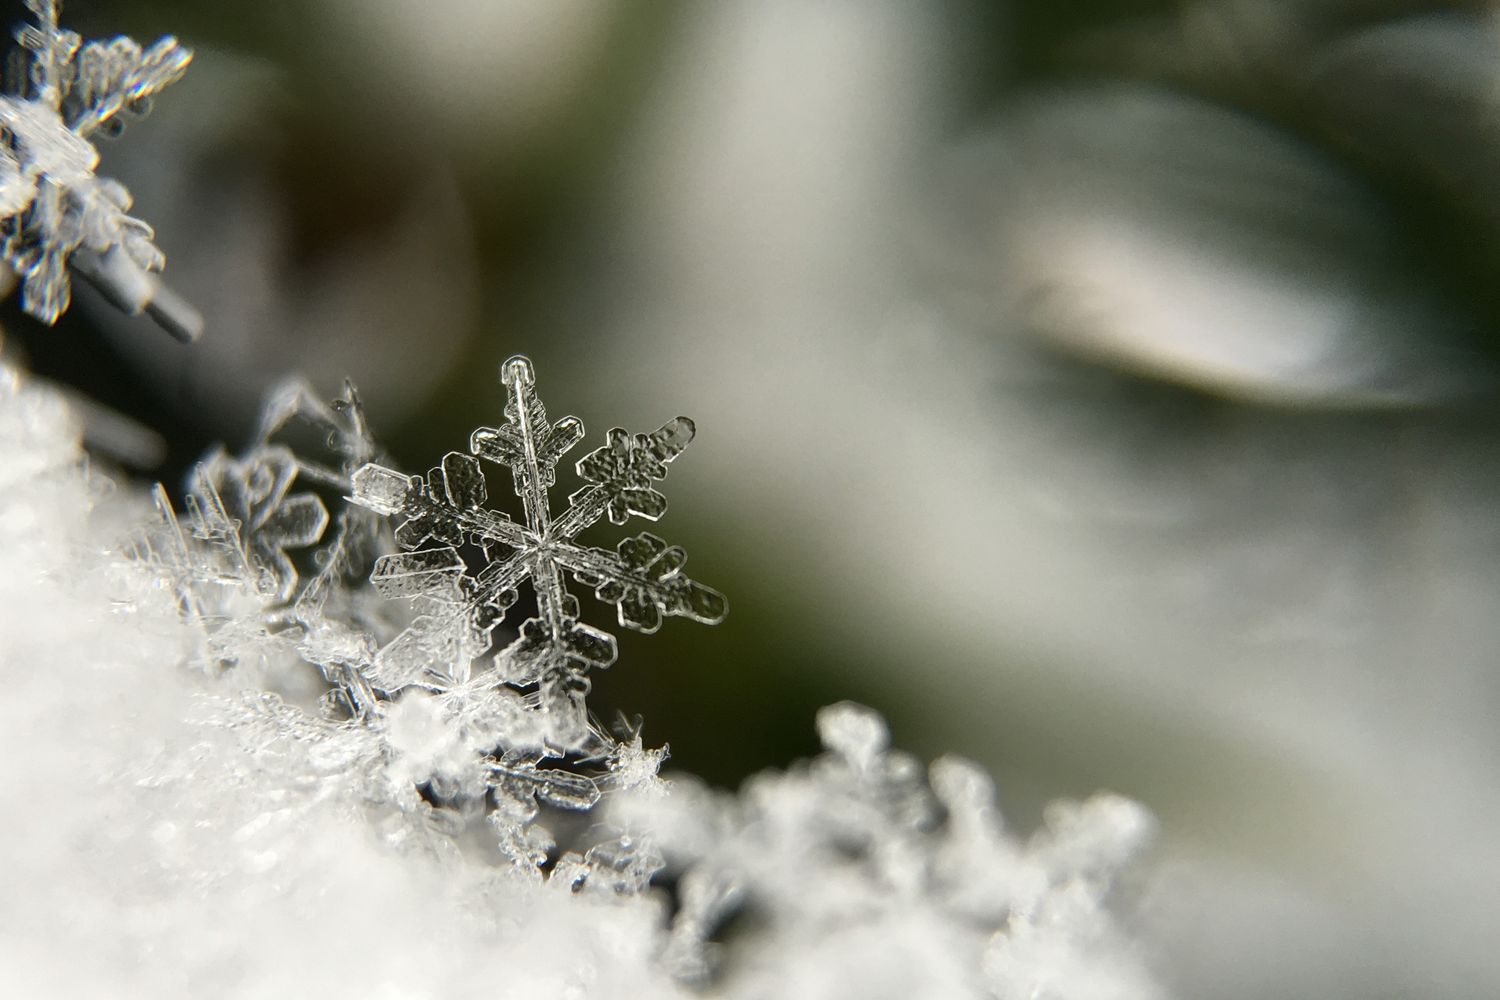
[470,357,585,495]
[571,417,697,524]
[62,28,192,139]
[561,533,726,633]
[354,456,529,552]
[488,751,602,812]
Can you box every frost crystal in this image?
[134,377,389,702]
[0,1,196,338]
[350,355,727,747]
[643,703,1162,998]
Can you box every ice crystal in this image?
[0,0,196,337]
[133,377,389,699]
[246,378,396,713]
[350,355,727,748]
[642,703,1162,998]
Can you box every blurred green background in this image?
[11,2,1500,998]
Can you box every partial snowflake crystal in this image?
[0,0,195,337]
[549,726,672,894]
[133,378,388,698]
[186,689,468,861]
[351,355,727,748]
[553,832,667,898]
[248,378,395,715]
[189,445,329,604]
[131,477,286,671]
[602,723,671,795]
[485,748,606,872]
[640,703,1161,998]
[378,677,633,876]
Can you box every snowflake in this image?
[350,355,727,748]
[241,376,390,617]
[140,378,378,620]
[0,0,195,337]
[135,377,389,703]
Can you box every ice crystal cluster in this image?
[0,355,1164,998]
[0,0,196,338]
[129,356,729,876]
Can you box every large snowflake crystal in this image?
[351,355,727,747]
[0,0,194,336]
